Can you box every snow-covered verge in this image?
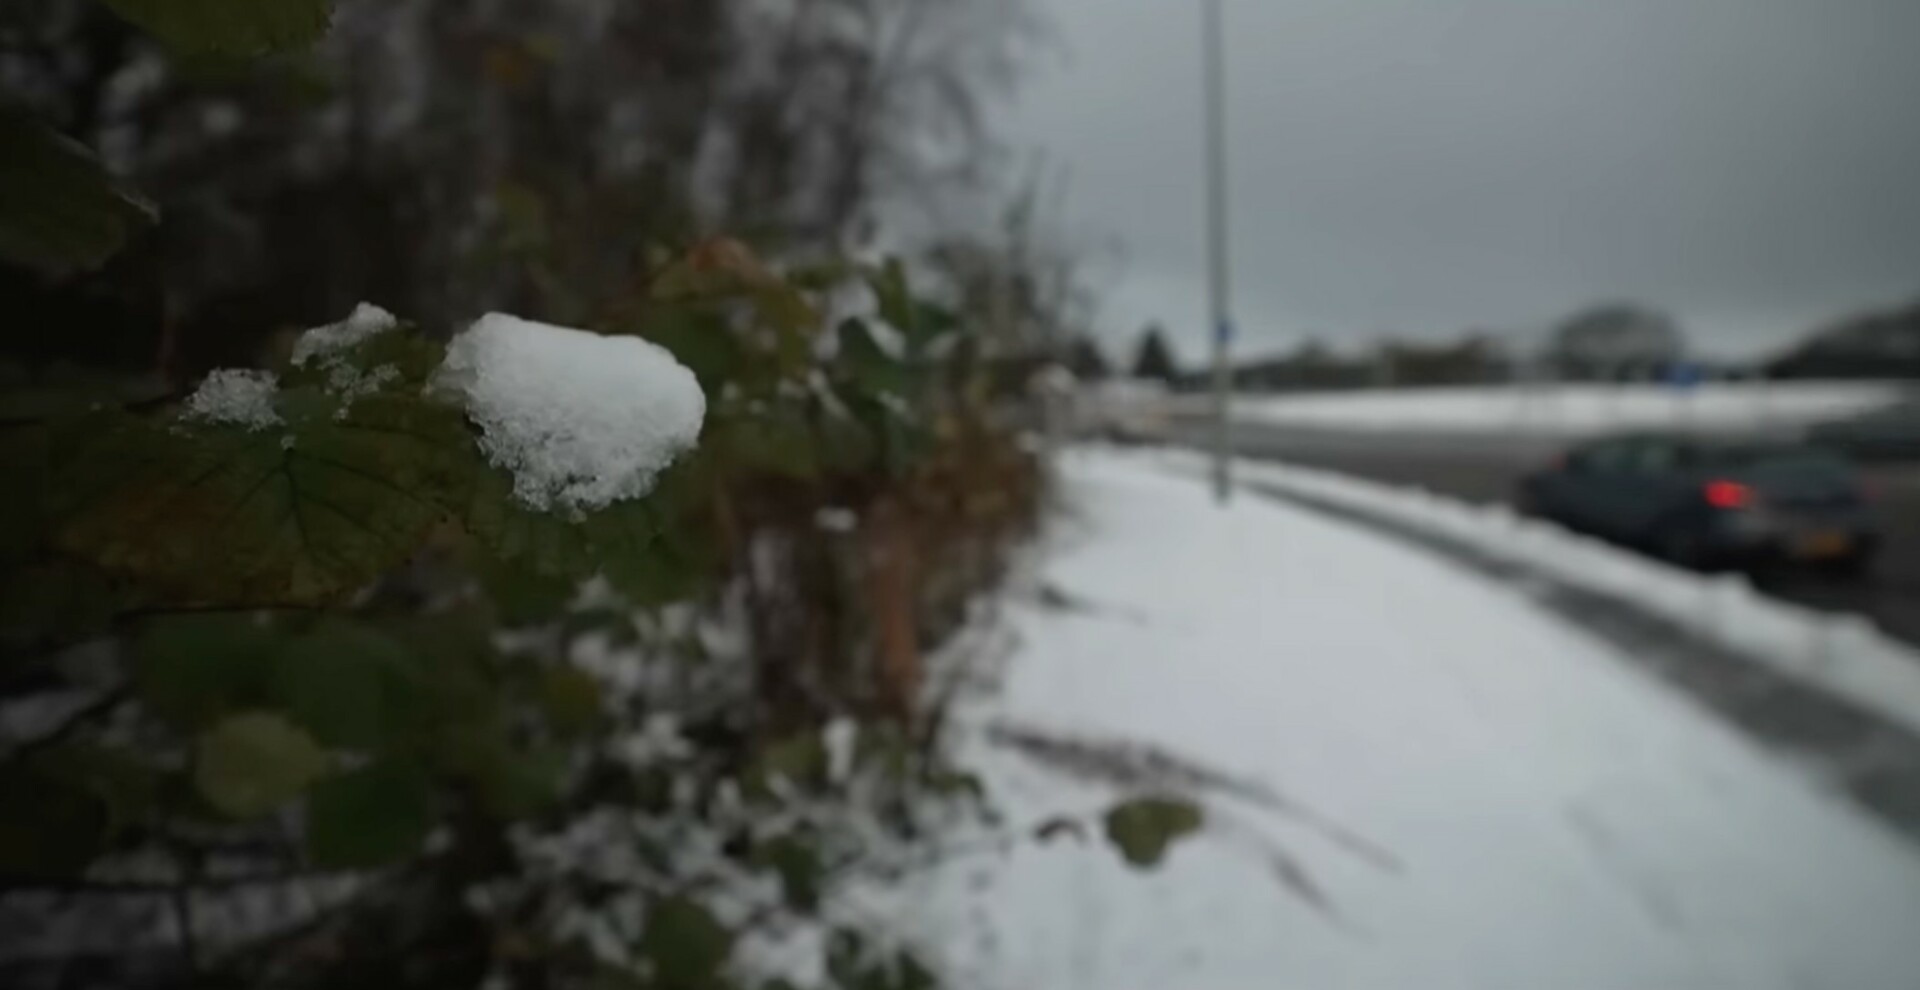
[895,450,1920,990]
[1230,382,1906,437]
[1178,450,1920,741]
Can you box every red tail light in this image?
[1703,479,1754,509]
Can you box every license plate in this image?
[1793,530,1853,560]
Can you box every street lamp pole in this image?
[1202,0,1234,503]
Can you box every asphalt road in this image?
[1172,418,1920,648]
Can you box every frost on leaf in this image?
[291,302,398,367]
[437,313,706,513]
[183,369,282,430]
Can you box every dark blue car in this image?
[1517,433,1879,574]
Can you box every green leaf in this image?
[135,614,277,728]
[825,928,869,987]
[748,732,827,795]
[826,930,937,990]
[866,259,916,339]
[305,759,433,868]
[467,469,623,579]
[893,953,937,990]
[537,664,603,737]
[840,391,927,477]
[103,0,334,55]
[1102,796,1204,869]
[786,258,855,291]
[194,711,330,818]
[634,307,742,392]
[753,834,823,912]
[0,108,155,276]
[837,319,909,397]
[816,407,877,473]
[54,394,473,607]
[926,769,985,803]
[36,744,162,837]
[445,729,567,820]
[724,412,818,480]
[492,180,549,252]
[640,896,733,990]
[590,505,698,603]
[474,552,575,626]
[653,238,819,334]
[268,620,410,749]
[909,302,959,351]
[465,464,708,607]
[753,283,820,338]
[377,614,510,761]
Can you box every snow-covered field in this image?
[1230,382,1906,437]
[908,450,1920,990]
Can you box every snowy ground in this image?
[908,449,1920,990]
[1228,382,1906,437]
[1193,451,1920,741]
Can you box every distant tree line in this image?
[1766,298,1920,379]
[1099,294,1920,394]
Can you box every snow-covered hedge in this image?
[3,240,1062,989]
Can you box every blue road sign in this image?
[1665,362,1706,390]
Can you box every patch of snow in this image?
[814,507,858,533]
[199,102,242,137]
[1229,382,1907,438]
[182,369,281,430]
[613,713,692,766]
[328,362,400,418]
[1185,450,1920,739]
[824,717,858,782]
[866,319,907,359]
[290,302,398,367]
[436,313,706,512]
[899,450,1920,990]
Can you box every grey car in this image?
[1517,433,1879,573]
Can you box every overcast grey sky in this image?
[999,0,1920,363]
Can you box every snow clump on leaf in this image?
[437,313,706,513]
[183,369,282,430]
[291,302,398,367]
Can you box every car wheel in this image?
[1823,547,1879,582]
